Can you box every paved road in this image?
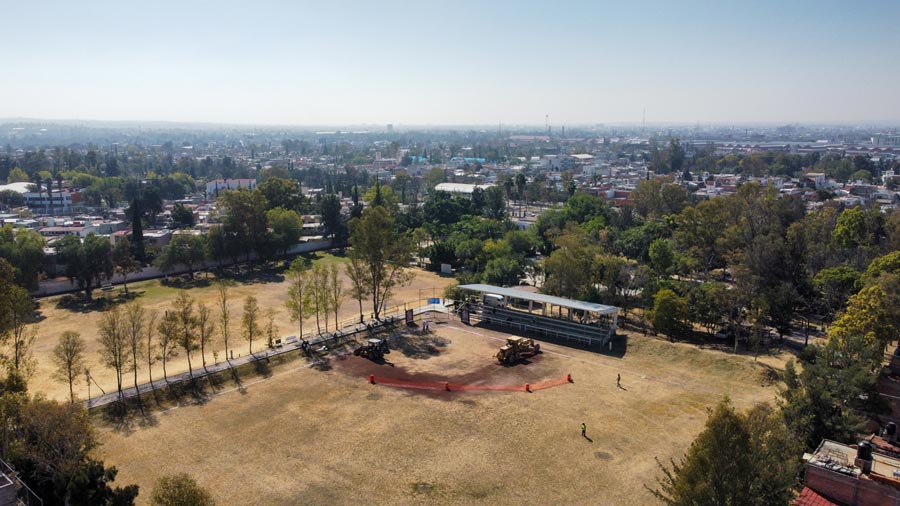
[85,304,449,409]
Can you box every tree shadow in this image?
[311,357,333,371]
[100,398,160,435]
[229,364,247,394]
[215,261,288,286]
[53,290,144,313]
[162,277,212,290]
[391,331,449,359]
[252,356,272,377]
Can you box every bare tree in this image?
[197,303,213,372]
[145,310,158,391]
[98,307,130,409]
[265,310,278,348]
[285,259,311,339]
[328,264,344,330]
[52,331,86,403]
[173,291,198,379]
[242,296,260,355]
[216,280,233,362]
[345,254,366,323]
[124,303,146,415]
[157,311,180,382]
[3,288,36,378]
[311,265,325,333]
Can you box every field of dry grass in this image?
[95,319,787,506]
[29,254,453,401]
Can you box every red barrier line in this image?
[370,375,572,393]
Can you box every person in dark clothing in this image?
[617,373,621,387]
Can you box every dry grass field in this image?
[29,254,452,401]
[95,319,787,506]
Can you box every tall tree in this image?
[347,207,415,319]
[320,193,343,242]
[52,331,86,404]
[647,288,689,339]
[124,303,146,415]
[98,307,129,409]
[266,207,303,256]
[285,260,311,339]
[156,234,207,279]
[112,236,142,294]
[173,292,198,378]
[144,310,158,394]
[197,303,213,372]
[264,310,278,348]
[0,277,36,377]
[215,280,233,362]
[346,253,367,322]
[156,311,180,382]
[218,189,270,261]
[650,398,798,506]
[128,197,145,263]
[328,263,344,330]
[242,296,260,355]
[311,264,326,333]
[57,234,114,300]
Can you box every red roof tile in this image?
[795,487,843,506]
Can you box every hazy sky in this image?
[3,0,899,126]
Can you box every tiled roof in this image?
[794,487,843,506]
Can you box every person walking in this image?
[616,373,621,388]
[581,422,586,438]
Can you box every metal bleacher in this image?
[469,304,615,348]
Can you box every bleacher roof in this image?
[457,284,619,315]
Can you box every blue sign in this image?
[427,298,441,304]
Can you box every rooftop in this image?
[808,440,900,482]
[794,487,842,506]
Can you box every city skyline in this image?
[4,0,899,126]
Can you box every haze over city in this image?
[4,0,900,126]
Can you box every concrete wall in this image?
[32,238,332,297]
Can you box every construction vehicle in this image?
[354,338,389,360]
[495,336,540,364]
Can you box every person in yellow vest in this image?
[581,422,586,438]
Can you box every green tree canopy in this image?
[651,398,799,506]
[57,234,113,300]
[347,206,415,318]
[150,473,215,506]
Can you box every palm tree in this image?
[32,174,44,213]
[503,175,514,214]
[46,177,54,215]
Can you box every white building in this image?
[23,189,77,213]
[433,183,494,197]
[872,135,900,148]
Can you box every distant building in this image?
[433,183,494,197]
[22,189,81,213]
[873,135,900,148]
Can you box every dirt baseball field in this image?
[95,317,783,505]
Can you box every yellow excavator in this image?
[495,337,540,364]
